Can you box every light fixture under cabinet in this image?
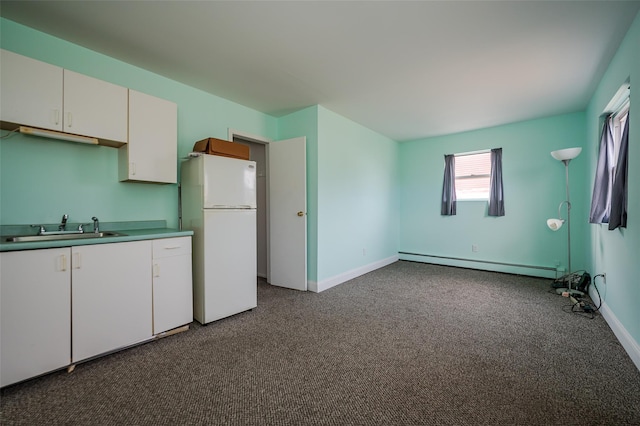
[19,126,99,145]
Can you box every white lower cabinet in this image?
[152,237,193,334]
[0,248,71,387]
[71,241,153,363]
[0,236,192,386]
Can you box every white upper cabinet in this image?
[0,49,128,146]
[63,70,128,144]
[119,89,177,183]
[0,49,64,132]
[1,50,179,181]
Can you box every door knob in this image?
[297,211,304,217]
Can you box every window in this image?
[589,82,629,227]
[606,83,630,185]
[454,151,491,200]
[441,148,504,216]
[611,98,629,173]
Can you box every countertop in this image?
[0,220,193,252]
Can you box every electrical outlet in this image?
[472,244,478,252]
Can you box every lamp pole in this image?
[563,159,572,277]
[549,147,581,295]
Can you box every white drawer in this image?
[152,237,191,258]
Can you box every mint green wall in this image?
[0,18,277,228]
[316,106,399,282]
[585,12,640,348]
[278,106,319,282]
[399,112,587,277]
[278,106,399,284]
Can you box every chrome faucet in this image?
[59,214,68,231]
[31,224,46,235]
[92,216,100,233]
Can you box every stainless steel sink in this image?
[5,231,127,243]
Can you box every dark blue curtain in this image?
[609,116,629,230]
[488,148,505,216]
[441,154,456,215]
[589,117,614,224]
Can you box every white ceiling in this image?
[1,1,639,141]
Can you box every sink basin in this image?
[5,231,127,243]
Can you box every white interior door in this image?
[268,136,307,291]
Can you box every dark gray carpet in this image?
[2,261,640,425]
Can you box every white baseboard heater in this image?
[398,251,557,278]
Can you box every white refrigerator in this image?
[181,154,257,324]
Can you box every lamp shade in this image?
[547,218,564,231]
[551,147,582,161]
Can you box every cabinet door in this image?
[119,90,177,183]
[152,237,193,334]
[63,69,128,143]
[0,249,71,387]
[0,49,63,131]
[71,241,152,363]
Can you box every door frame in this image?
[229,129,308,290]
[228,128,273,282]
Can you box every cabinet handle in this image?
[131,162,136,175]
[54,109,60,125]
[60,254,67,271]
[73,252,81,269]
[163,246,181,250]
[67,112,72,128]
[153,264,160,278]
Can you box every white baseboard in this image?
[598,301,640,371]
[308,255,399,293]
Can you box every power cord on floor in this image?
[591,274,605,313]
[552,272,604,320]
[562,297,596,319]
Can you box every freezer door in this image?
[201,209,257,323]
[202,155,256,209]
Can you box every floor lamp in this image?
[547,147,582,296]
